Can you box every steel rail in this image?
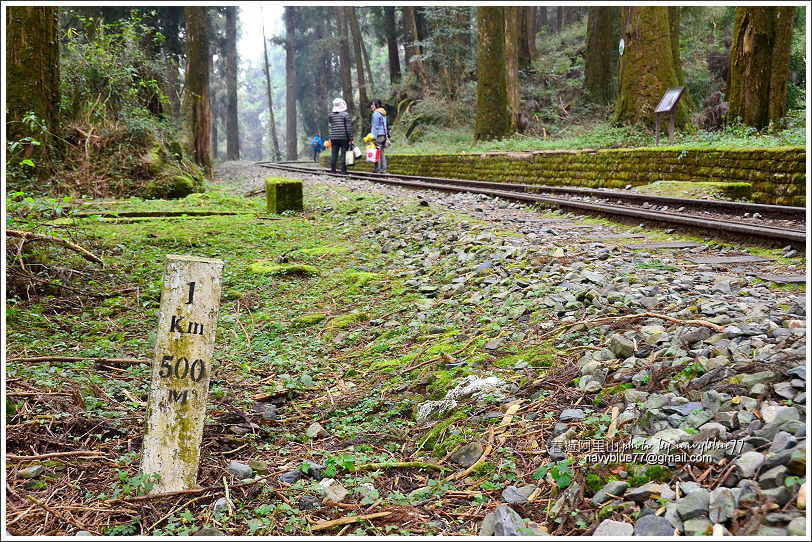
[256,161,805,220]
[256,162,806,245]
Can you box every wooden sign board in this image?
[140,254,224,493]
[655,87,685,114]
[655,87,685,145]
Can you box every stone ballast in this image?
[324,147,806,206]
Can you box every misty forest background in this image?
[5,5,806,199]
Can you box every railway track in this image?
[256,161,806,246]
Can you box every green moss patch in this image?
[247,263,319,276]
[265,177,303,213]
[633,180,752,200]
[293,246,349,257]
[343,270,381,287]
[291,314,328,327]
[326,312,370,329]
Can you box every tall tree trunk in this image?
[225,7,240,160]
[6,6,61,180]
[166,58,181,118]
[728,6,795,128]
[361,36,375,96]
[517,7,531,71]
[474,7,511,141]
[383,6,401,85]
[555,7,563,33]
[183,7,212,177]
[403,6,430,91]
[336,7,354,117]
[584,7,620,104]
[526,7,537,60]
[504,7,521,132]
[284,7,297,160]
[209,49,218,161]
[539,7,548,34]
[211,93,219,161]
[347,6,369,133]
[613,6,689,128]
[315,16,331,142]
[261,16,280,160]
[668,7,696,112]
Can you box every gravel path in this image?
[217,160,807,536]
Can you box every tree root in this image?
[8,356,146,365]
[6,229,103,265]
[349,461,449,473]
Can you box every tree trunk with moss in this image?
[584,7,620,104]
[284,7,297,160]
[261,18,281,161]
[474,7,511,142]
[539,7,548,34]
[668,7,696,113]
[403,6,430,92]
[210,80,219,160]
[225,7,240,160]
[614,6,690,128]
[6,6,61,180]
[504,7,521,132]
[728,6,795,129]
[183,7,212,177]
[517,8,531,71]
[347,7,369,133]
[383,7,401,85]
[335,7,354,116]
[526,7,537,60]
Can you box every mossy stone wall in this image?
[322,147,805,206]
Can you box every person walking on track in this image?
[328,98,354,175]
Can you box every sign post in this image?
[140,255,224,493]
[654,87,685,146]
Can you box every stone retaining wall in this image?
[323,147,806,206]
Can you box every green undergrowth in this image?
[394,112,806,155]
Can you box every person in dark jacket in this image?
[327,98,354,174]
[310,133,324,163]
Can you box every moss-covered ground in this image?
[6,171,564,535]
[5,164,805,536]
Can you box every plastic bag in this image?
[366,147,380,162]
[353,145,362,158]
[345,148,355,166]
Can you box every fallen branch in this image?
[309,512,391,532]
[7,450,105,461]
[349,461,449,473]
[111,471,281,503]
[8,356,147,365]
[403,355,440,373]
[6,229,103,265]
[25,496,100,535]
[588,312,725,332]
[71,210,248,218]
[542,311,724,341]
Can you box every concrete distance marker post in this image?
[141,254,224,493]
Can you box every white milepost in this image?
[140,254,224,493]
